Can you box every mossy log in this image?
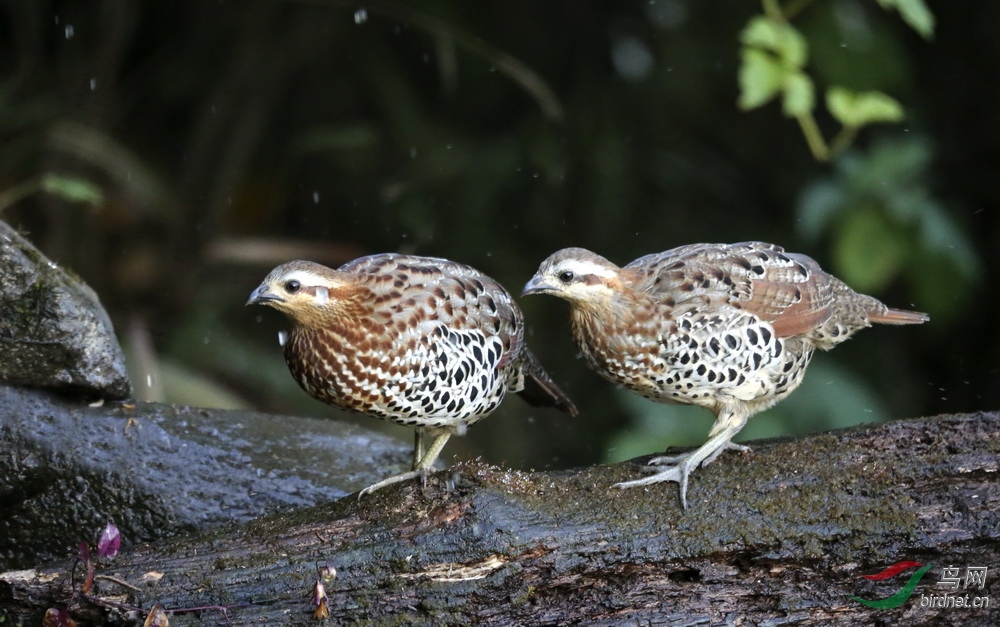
[2,411,998,625]
[0,384,410,569]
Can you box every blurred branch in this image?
[47,121,172,217]
[295,0,565,121]
[203,236,366,267]
[0,178,40,213]
[0,174,103,213]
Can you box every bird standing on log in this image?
[523,242,928,509]
[248,254,577,495]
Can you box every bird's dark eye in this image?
[284,280,301,294]
[558,270,575,283]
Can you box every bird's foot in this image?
[613,442,749,509]
[702,441,750,466]
[358,468,428,498]
[612,458,696,509]
[646,441,750,469]
[643,451,689,466]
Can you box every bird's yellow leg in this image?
[359,430,452,497]
[612,409,749,509]
[413,430,425,469]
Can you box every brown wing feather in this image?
[626,242,838,339]
[749,252,834,338]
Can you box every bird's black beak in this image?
[521,275,554,297]
[246,283,284,306]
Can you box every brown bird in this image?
[247,254,577,496]
[523,242,928,508]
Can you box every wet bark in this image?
[0,384,410,569]
[2,411,997,626]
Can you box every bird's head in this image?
[247,260,365,325]
[522,248,624,309]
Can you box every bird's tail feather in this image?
[871,307,930,325]
[517,350,579,417]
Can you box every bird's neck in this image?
[569,294,632,350]
[568,285,663,368]
[293,285,374,327]
[569,281,646,330]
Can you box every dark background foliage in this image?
[1,0,994,470]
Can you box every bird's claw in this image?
[614,441,750,509]
[645,441,750,470]
[357,469,424,498]
[612,462,694,509]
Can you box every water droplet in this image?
[410,147,417,158]
[354,8,368,24]
[146,373,154,388]
[89,78,97,90]
[313,191,320,204]
[64,24,74,39]
[278,330,288,347]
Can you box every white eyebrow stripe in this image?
[558,259,617,279]
[282,269,328,285]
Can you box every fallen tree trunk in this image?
[0,384,411,570]
[2,411,998,625]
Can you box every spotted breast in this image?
[523,242,928,508]
[248,254,576,495]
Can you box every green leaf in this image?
[876,0,935,40]
[833,208,907,292]
[40,174,104,206]
[740,16,782,50]
[739,16,813,115]
[740,16,808,68]
[782,71,815,117]
[738,48,785,110]
[826,87,904,128]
